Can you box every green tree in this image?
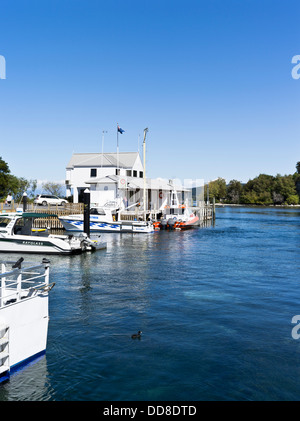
[226,180,243,204]
[286,194,299,205]
[4,175,37,203]
[0,156,10,198]
[206,178,226,202]
[273,174,297,204]
[296,161,300,174]
[241,174,274,205]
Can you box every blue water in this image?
[0,206,300,401]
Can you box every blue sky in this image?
[0,0,299,188]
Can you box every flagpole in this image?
[101,130,107,168]
[143,127,148,221]
[117,123,119,174]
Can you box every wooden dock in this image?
[1,202,214,230]
[120,203,214,225]
[0,203,83,230]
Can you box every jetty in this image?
[0,201,214,230]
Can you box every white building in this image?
[65,152,191,210]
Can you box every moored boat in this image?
[153,190,199,230]
[0,212,106,254]
[0,258,53,382]
[59,200,154,234]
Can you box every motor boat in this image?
[0,258,53,381]
[59,200,154,234]
[153,190,199,230]
[0,212,106,254]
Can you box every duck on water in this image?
[131,331,142,339]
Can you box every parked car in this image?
[34,194,68,206]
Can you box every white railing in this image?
[0,258,53,308]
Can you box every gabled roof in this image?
[66,152,141,169]
[85,175,190,191]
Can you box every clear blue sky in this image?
[0,0,299,187]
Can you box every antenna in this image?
[101,130,107,167]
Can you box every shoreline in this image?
[214,203,300,208]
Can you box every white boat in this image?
[59,200,154,233]
[0,212,106,254]
[0,257,53,382]
[153,190,199,230]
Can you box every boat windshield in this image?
[90,208,106,215]
[169,208,185,215]
[0,217,12,228]
[103,201,119,209]
[13,217,33,235]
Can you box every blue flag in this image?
[117,125,125,134]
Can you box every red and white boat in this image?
[154,190,199,230]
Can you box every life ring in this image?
[159,191,163,199]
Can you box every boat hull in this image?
[0,294,49,374]
[0,261,51,382]
[0,235,82,254]
[59,217,154,233]
[154,215,200,230]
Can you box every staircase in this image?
[0,324,9,376]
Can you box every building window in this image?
[133,170,137,177]
[116,169,120,175]
[139,171,143,178]
[90,168,97,177]
[126,170,132,177]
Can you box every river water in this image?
[0,206,300,401]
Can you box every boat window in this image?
[14,218,33,235]
[0,217,11,227]
[90,208,105,215]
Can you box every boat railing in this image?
[0,258,52,308]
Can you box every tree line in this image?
[0,156,64,203]
[203,162,300,205]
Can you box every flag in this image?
[117,125,125,134]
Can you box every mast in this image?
[117,123,119,175]
[143,127,148,220]
[101,130,107,168]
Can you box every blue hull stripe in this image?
[0,350,46,383]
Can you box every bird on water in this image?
[131,331,142,339]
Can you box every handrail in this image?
[0,259,51,308]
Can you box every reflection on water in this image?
[0,356,54,401]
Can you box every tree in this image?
[4,175,37,203]
[240,174,274,205]
[206,178,227,202]
[286,195,299,205]
[296,161,300,174]
[42,182,64,197]
[273,174,297,204]
[0,156,10,198]
[226,180,243,203]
